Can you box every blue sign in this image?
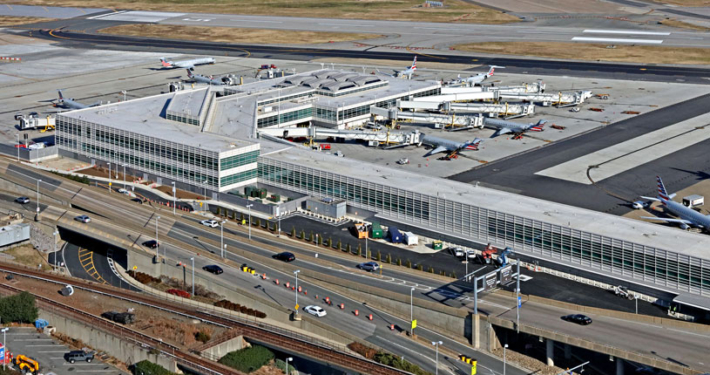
[517,296,522,308]
[0,345,5,361]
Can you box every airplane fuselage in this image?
[663,199,710,229]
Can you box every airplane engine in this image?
[680,223,690,230]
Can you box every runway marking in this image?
[78,247,108,284]
[319,23,373,27]
[583,29,671,36]
[571,37,663,44]
[229,19,283,24]
[86,10,128,20]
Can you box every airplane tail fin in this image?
[530,120,547,132]
[411,56,417,70]
[160,58,172,67]
[57,89,64,100]
[464,138,482,150]
[186,69,193,78]
[656,176,671,201]
[488,66,496,76]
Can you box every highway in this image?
[3,159,710,373]
[28,29,710,85]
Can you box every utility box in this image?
[432,240,443,250]
[0,223,30,248]
[305,198,346,219]
[370,222,384,239]
[683,195,704,208]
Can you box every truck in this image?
[17,113,55,131]
[682,194,704,208]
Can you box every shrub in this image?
[317,235,323,246]
[219,345,275,373]
[290,227,296,237]
[428,266,434,273]
[214,300,266,318]
[357,245,362,256]
[132,360,178,375]
[274,359,296,375]
[405,260,412,268]
[127,271,160,284]
[299,229,305,239]
[451,271,457,278]
[397,258,402,266]
[347,342,377,360]
[195,331,211,343]
[336,240,342,250]
[373,352,432,375]
[167,289,191,298]
[375,251,381,261]
[0,292,37,324]
[417,264,423,271]
[216,207,222,216]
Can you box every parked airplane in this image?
[421,135,482,157]
[53,90,100,110]
[485,118,547,137]
[378,56,417,79]
[640,176,710,231]
[186,70,225,86]
[452,65,504,86]
[160,57,215,70]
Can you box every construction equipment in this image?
[14,355,40,375]
[496,247,514,268]
[478,243,497,264]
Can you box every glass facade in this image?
[257,108,313,128]
[220,169,258,187]
[220,150,259,171]
[258,157,710,297]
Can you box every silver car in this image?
[74,215,91,223]
[357,261,380,272]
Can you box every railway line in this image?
[0,261,410,375]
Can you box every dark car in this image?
[273,252,295,262]
[65,350,94,363]
[562,314,592,325]
[142,240,159,249]
[131,198,143,204]
[15,197,30,204]
[203,265,223,275]
[357,261,380,272]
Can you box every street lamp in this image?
[15,134,19,162]
[294,270,300,314]
[431,341,442,375]
[635,294,639,314]
[220,220,226,257]
[1,327,7,370]
[190,257,195,296]
[35,179,41,221]
[365,235,368,260]
[410,287,415,335]
[286,357,293,375]
[53,230,59,269]
[122,164,127,189]
[246,204,253,240]
[503,343,509,375]
[171,182,176,215]
[107,163,111,193]
[155,216,161,258]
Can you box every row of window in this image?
[317,82,388,97]
[220,169,258,187]
[257,107,313,128]
[165,113,200,126]
[220,150,260,171]
[258,91,315,106]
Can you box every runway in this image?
[28,29,710,84]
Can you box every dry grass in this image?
[5,244,51,269]
[99,24,382,45]
[650,0,710,5]
[660,18,710,32]
[452,41,710,65]
[0,16,54,26]
[4,0,518,24]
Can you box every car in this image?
[74,215,91,223]
[27,142,46,150]
[304,305,326,317]
[357,261,380,272]
[64,350,94,364]
[117,188,129,195]
[200,219,219,228]
[449,247,465,258]
[562,314,592,325]
[131,198,143,204]
[613,285,634,300]
[142,240,159,249]
[273,252,295,262]
[466,249,477,260]
[632,200,649,210]
[203,265,223,275]
[15,197,30,204]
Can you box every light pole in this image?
[410,287,415,335]
[635,294,639,314]
[108,163,111,192]
[277,214,281,238]
[53,230,59,269]
[220,220,226,257]
[35,179,41,221]
[503,343,509,375]
[16,134,19,162]
[190,257,195,296]
[365,235,368,260]
[246,204,253,240]
[203,179,208,201]
[556,361,590,375]
[286,357,293,375]
[294,270,300,314]
[431,341,442,375]
[516,258,521,333]
[122,164,127,189]
[171,182,176,215]
[155,216,161,258]
[1,327,7,370]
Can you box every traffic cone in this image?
[261,273,266,280]
[325,297,330,303]
[339,303,344,310]
[389,324,395,331]
[304,290,307,296]
[298,286,302,293]
[285,281,290,288]
[368,314,373,321]
[274,279,279,285]
[354,310,359,316]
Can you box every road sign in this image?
[411,319,417,330]
[295,304,299,311]
[471,361,477,375]
[0,344,5,363]
[517,296,522,308]
[108,182,112,186]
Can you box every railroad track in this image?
[0,262,409,375]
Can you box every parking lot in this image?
[4,327,127,375]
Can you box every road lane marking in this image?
[571,37,663,44]
[230,19,283,23]
[583,29,671,36]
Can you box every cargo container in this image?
[403,231,418,246]
[245,186,255,197]
[388,226,403,243]
[270,194,281,202]
[354,223,369,239]
[259,188,267,199]
[370,222,384,239]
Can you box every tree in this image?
[357,243,362,255]
[299,229,305,240]
[336,240,342,250]
[385,254,392,263]
[428,266,434,273]
[219,345,275,373]
[133,360,177,375]
[232,210,237,220]
[290,227,296,237]
[405,260,412,268]
[346,243,352,253]
[327,237,333,247]
[0,292,38,324]
[451,271,457,278]
[255,218,261,227]
[417,264,423,271]
[310,231,315,243]
[216,207,222,216]
[397,258,402,266]
[317,235,323,246]
[240,212,245,223]
[375,250,381,261]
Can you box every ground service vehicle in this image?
[14,355,40,374]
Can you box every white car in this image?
[74,215,91,223]
[200,219,219,228]
[632,201,649,210]
[304,305,327,318]
[466,249,477,260]
[117,188,129,195]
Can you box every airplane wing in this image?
[425,146,448,156]
[640,196,660,202]
[375,69,395,78]
[492,128,512,137]
[89,101,101,107]
[640,217,693,224]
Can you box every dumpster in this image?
[370,222,384,239]
[388,227,403,243]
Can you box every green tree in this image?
[310,231,315,243]
[232,210,237,220]
[317,235,323,246]
[133,360,177,375]
[397,258,402,266]
[405,260,412,268]
[290,227,296,237]
[0,292,38,324]
[219,345,275,373]
[428,266,434,273]
[255,218,261,227]
[385,254,392,263]
[215,207,222,216]
[375,250,381,261]
[336,240,342,250]
[357,243,362,255]
[417,264,423,271]
[451,271,457,278]
[299,229,305,239]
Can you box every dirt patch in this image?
[100,24,383,45]
[80,166,133,182]
[155,185,206,200]
[660,18,710,32]
[0,16,54,26]
[651,0,710,5]
[4,0,518,24]
[451,41,710,65]
[4,244,51,270]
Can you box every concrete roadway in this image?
[4,162,710,373]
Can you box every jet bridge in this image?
[257,126,423,146]
[442,80,546,94]
[397,100,535,119]
[500,90,593,107]
[371,106,484,129]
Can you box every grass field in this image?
[452,41,710,65]
[4,0,518,24]
[0,16,54,26]
[5,244,51,269]
[99,24,383,45]
[660,19,710,32]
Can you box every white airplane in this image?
[452,65,504,86]
[160,57,215,70]
[53,90,100,110]
[421,135,482,157]
[641,176,710,231]
[378,56,417,79]
[186,70,225,86]
[485,118,547,137]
